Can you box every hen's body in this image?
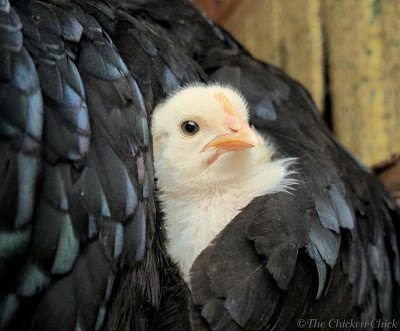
[0,0,399,330]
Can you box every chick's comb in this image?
[214,92,235,115]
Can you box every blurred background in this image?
[193,0,400,202]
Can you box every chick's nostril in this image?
[225,113,242,132]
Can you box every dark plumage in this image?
[0,0,399,330]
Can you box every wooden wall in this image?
[195,0,400,166]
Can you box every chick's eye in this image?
[181,120,200,136]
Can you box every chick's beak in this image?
[205,120,259,152]
[204,103,259,161]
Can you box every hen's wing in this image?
[0,0,194,329]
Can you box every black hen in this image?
[0,0,399,330]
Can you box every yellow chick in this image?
[151,84,295,282]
